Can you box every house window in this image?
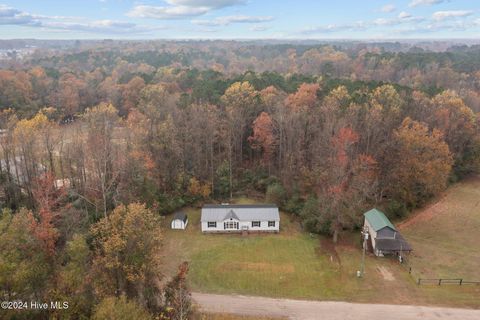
[224,221,239,229]
[268,221,275,227]
[207,222,216,228]
[252,221,261,227]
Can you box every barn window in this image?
[207,222,216,228]
[268,221,275,227]
[252,221,261,227]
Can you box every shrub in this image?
[265,183,286,207]
[92,296,151,320]
[299,196,331,234]
[284,191,304,215]
[386,200,408,218]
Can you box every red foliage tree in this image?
[248,112,277,165]
[31,172,64,257]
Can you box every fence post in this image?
[438,279,442,285]
[460,279,463,286]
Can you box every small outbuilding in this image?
[171,211,188,230]
[363,208,412,257]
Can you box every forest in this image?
[1,40,480,319]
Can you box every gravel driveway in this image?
[193,292,480,320]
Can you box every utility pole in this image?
[359,226,369,278]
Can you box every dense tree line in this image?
[3,42,480,117]
[0,78,478,232]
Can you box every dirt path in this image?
[193,293,480,320]
[376,265,395,281]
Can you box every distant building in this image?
[201,204,280,233]
[171,211,188,230]
[363,208,412,257]
[0,156,45,185]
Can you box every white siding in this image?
[171,219,188,230]
[202,219,279,233]
[364,219,378,254]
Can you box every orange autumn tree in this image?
[248,112,277,169]
[388,118,453,207]
[285,83,320,112]
[429,90,478,176]
[31,172,65,257]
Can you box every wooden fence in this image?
[417,278,480,286]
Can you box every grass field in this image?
[400,175,480,280]
[162,192,480,308]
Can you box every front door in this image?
[224,220,239,230]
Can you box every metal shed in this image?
[171,211,188,230]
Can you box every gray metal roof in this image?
[201,204,279,222]
[224,209,240,220]
[173,211,188,223]
[203,204,278,209]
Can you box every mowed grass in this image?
[401,176,480,280]
[162,195,480,308]
[164,208,353,299]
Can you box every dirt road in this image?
[193,292,480,320]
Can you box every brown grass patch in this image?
[218,262,295,273]
[316,238,341,266]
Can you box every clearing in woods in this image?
[162,190,480,308]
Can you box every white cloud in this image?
[398,11,412,19]
[0,5,41,26]
[409,0,447,7]
[165,0,245,9]
[396,21,470,34]
[432,10,474,21]
[127,5,209,19]
[373,18,390,26]
[128,0,245,20]
[0,4,155,34]
[301,21,368,34]
[380,4,396,13]
[192,15,273,26]
[44,20,153,34]
[249,25,269,32]
[300,13,427,35]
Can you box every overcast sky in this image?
[0,0,479,39]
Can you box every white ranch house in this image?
[201,204,280,233]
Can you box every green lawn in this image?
[162,195,480,308]
[401,176,480,280]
